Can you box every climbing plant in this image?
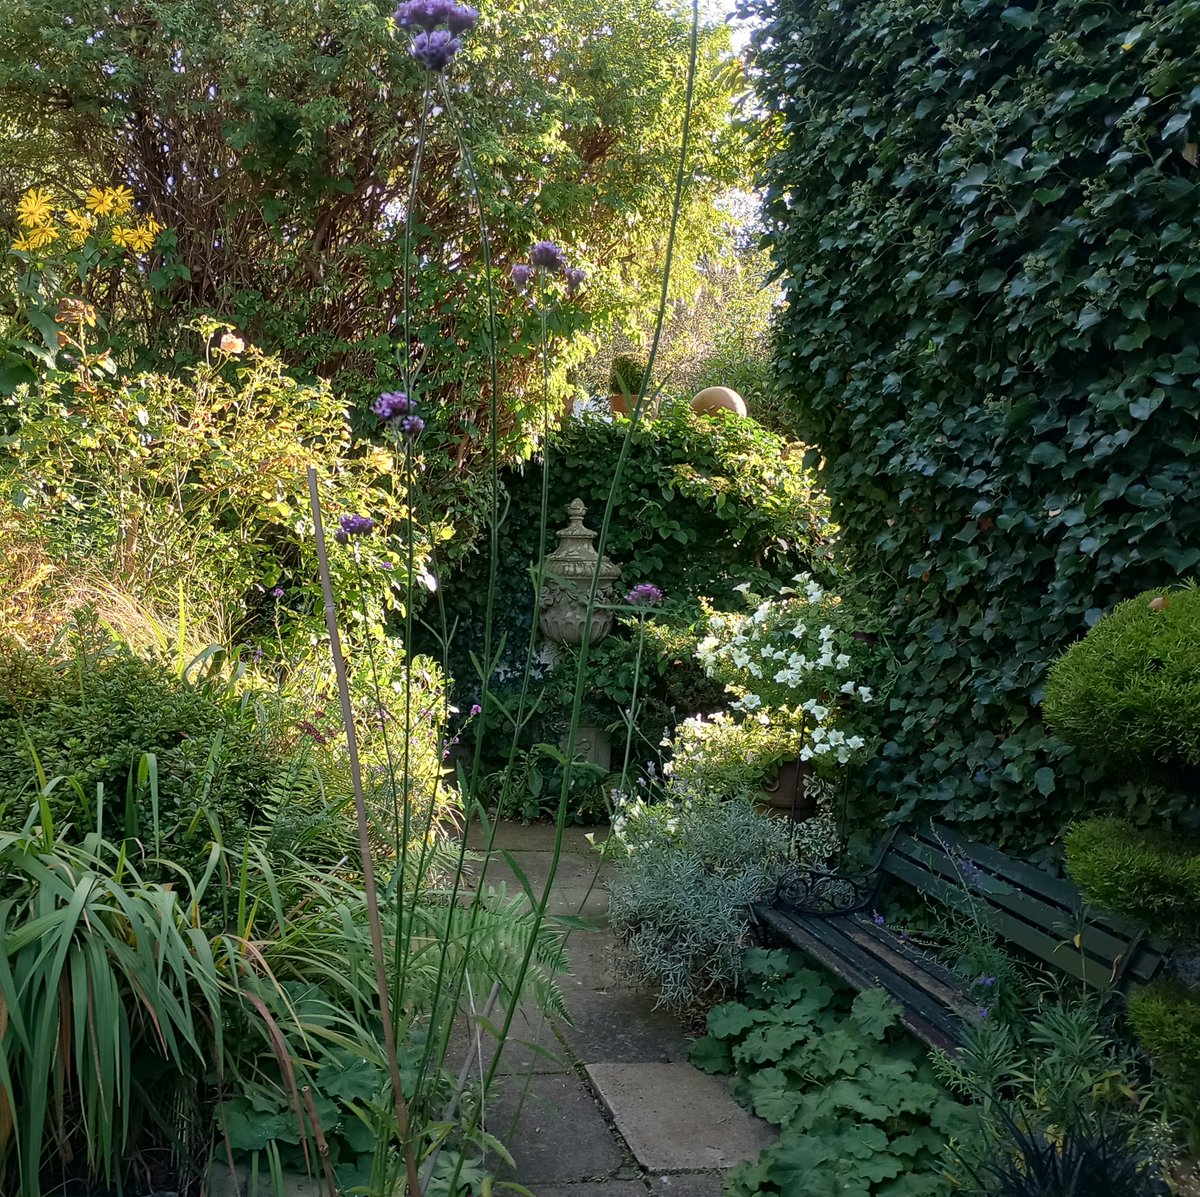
[746,0,1200,842]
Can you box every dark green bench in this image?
[750,821,1164,1051]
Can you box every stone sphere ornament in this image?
[690,386,747,417]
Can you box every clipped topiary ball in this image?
[1065,817,1200,935]
[1043,582,1200,777]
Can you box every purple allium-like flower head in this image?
[444,2,478,34]
[394,0,451,30]
[564,265,587,295]
[625,582,664,607]
[402,414,425,437]
[873,913,886,927]
[977,1007,989,1020]
[470,703,482,715]
[272,587,284,598]
[410,28,461,71]
[511,264,533,292]
[374,390,413,420]
[334,514,375,544]
[530,240,567,273]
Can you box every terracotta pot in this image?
[758,757,816,820]
[690,386,747,418]
[609,393,659,418]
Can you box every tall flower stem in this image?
[618,612,647,797]
[306,468,422,1197]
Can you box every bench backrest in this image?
[880,822,1163,990]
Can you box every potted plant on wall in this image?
[609,353,658,418]
[694,574,881,817]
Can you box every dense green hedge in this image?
[421,404,830,740]
[748,0,1200,842]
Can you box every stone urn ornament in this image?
[539,499,623,647]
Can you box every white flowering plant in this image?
[695,573,878,774]
[665,710,803,794]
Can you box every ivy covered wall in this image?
[747,0,1200,843]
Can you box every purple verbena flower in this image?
[530,240,567,273]
[410,28,461,71]
[374,391,413,420]
[394,0,451,30]
[511,264,533,292]
[402,414,425,437]
[625,582,664,607]
[469,703,482,715]
[272,587,284,598]
[444,3,479,34]
[977,1007,989,1020]
[873,913,886,927]
[976,976,997,988]
[564,265,587,294]
[960,858,985,890]
[334,514,375,544]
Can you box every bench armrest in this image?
[774,866,883,918]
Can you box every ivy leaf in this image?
[1034,766,1056,795]
[1001,7,1035,29]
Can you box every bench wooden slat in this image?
[758,820,1165,1049]
[752,904,960,1052]
[890,828,1164,985]
[881,852,1120,990]
[889,834,1136,974]
[919,823,1163,982]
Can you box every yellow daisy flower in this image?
[23,226,60,251]
[85,186,115,215]
[16,188,54,228]
[110,185,135,215]
[63,209,97,245]
[125,224,157,253]
[110,225,133,249]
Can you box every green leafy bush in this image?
[1065,818,1200,935]
[606,792,838,1006]
[692,949,968,1195]
[747,0,1200,841]
[0,622,296,873]
[427,404,832,735]
[1,337,425,646]
[1044,585,1200,784]
[937,993,1172,1189]
[1128,981,1200,1153]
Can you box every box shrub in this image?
[1128,980,1200,1152]
[1064,818,1200,936]
[1044,584,1200,785]
[0,621,308,874]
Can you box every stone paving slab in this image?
[650,1172,728,1197]
[559,987,693,1065]
[532,1183,652,1197]
[446,1002,568,1076]
[490,1072,626,1184]
[585,1063,775,1172]
[561,927,637,993]
[466,819,610,855]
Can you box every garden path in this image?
[458,821,775,1197]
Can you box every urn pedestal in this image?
[538,499,623,648]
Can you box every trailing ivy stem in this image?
[305,467,422,1197]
